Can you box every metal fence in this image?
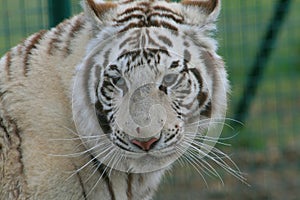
[0,0,299,199]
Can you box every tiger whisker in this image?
[179,141,224,179]
[86,165,108,198]
[48,135,103,142]
[180,131,248,184]
[189,139,236,163]
[83,148,116,184]
[184,132,232,147]
[185,148,225,181]
[175,145,209,187]
[55,123,81,137]
[83,161,101,184]
[184,135,234,161]
[175,150,187,168]
[86,148,118,197]
[193,132,239,142]
[67,145,115,183]
[110,150,124,174]
[71,134,110,152]
[185,120,235,131]
[184,117,244,132]
[105,149,119,178]
[186,117,244,127]
[47,139,110,157]
[186,140,247,184]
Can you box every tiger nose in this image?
[131,138,158,151]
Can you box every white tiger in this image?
[0,0,242,199]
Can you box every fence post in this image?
[233,0,292,126]
[48,0,71,28]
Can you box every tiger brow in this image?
[117,48,170,60]
[104,65,122,77]
[169,60,180,69]
[109,64,120,73]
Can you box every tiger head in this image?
[73,0,228,173]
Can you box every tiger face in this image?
[72,0,228,173]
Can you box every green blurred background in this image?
[1,0,299,199]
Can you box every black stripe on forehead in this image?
[157,35,173,47]
[117,48,170,61]
[114,2,183,33]
[147,12,184,24]
[151,5,183,18]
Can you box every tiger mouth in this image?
[111,133,185,157]
[130,137,160,151]
[113,134,163,153]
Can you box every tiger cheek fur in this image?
[0,0,233,200]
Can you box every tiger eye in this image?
[112,77,126,87]
[117,77,126,86]
[163,74,178,86]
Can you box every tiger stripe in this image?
[115,3,183,33]
[46,15,86,57]
[63,14,85,55]
[106,176,116,200]
[115,13,145,24]
[157,35,173,47]
[4,51,11,81]
[150,20,178,31]
[119,36,134,49]
[200,101,212,117]
[103,49,112,69]
[23,30,47,76]
[0,109,27,198]
[95,100,112,134]
[121,0,136,4]
[126,173,133,200]
[197,92,208,108]
[184,49,191,62]
[182,0,219,14]
[118,21,144,33]
[92,157,116,200]
[117,7,146,19]
[151,5,182,17]
[47,21,66,55]
[147,12,183,24]
[73,164,88,200]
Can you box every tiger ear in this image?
[83,0,117,23]
[181,0,221,23]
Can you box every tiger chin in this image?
[0,0,242,199]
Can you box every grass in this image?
[0,0,299,151]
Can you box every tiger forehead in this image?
[117,1,183,18]
[111,48,170,76]
[117,28,173,53]
[113,1,184,31]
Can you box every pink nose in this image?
[131,138,158,151]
